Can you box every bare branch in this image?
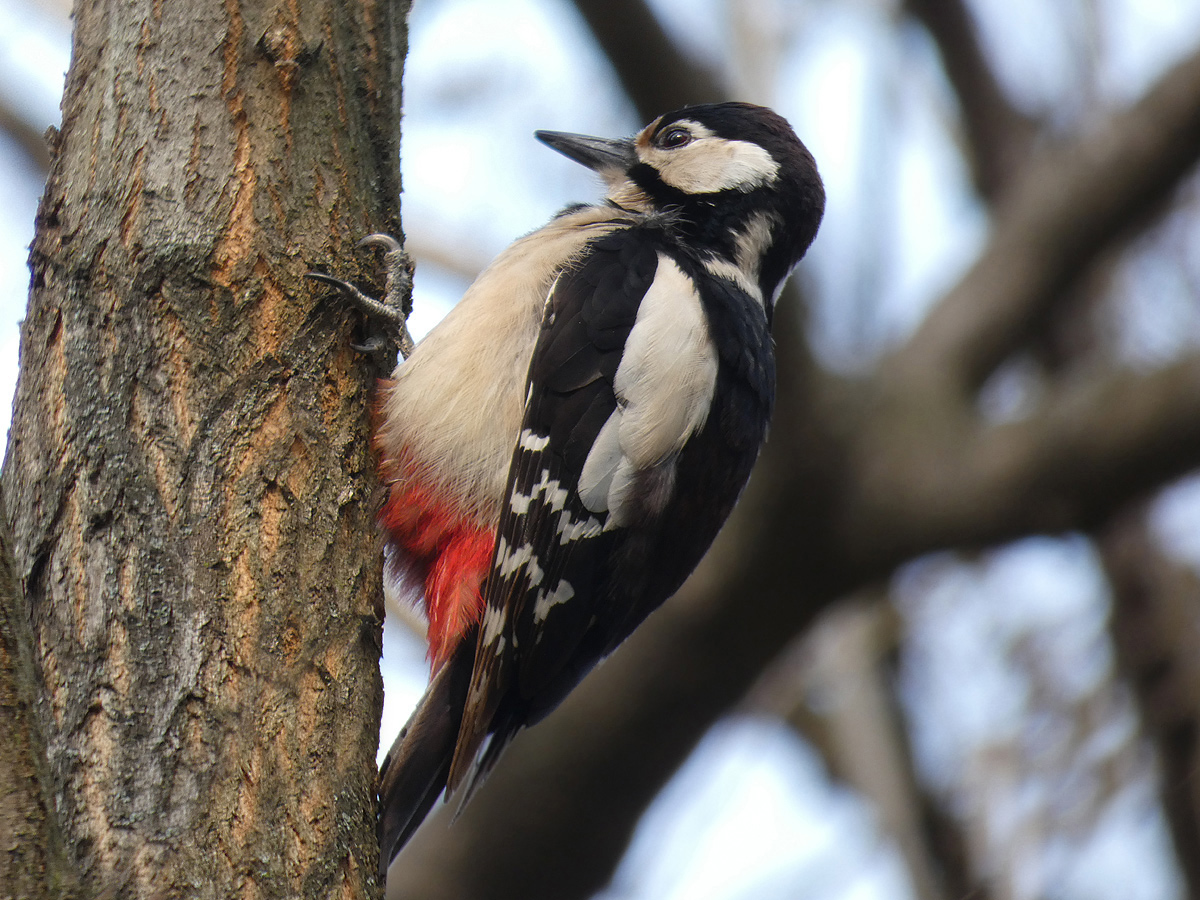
[569,0,725,122]
[894,43,1200,394]
[1101,513,1200,897]
[903,0,1036,199]
[751,599,958,900]
[0,91,52,173]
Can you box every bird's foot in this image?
[307,234,416,359]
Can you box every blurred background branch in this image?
[903,0,1036,199]
[570,0,726,120]
[0,92,50,172]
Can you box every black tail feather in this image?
[377,637,473,875]
[448,707,521,825]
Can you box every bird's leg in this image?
[308,233,417,359]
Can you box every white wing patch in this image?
[556,508,604,544]
[577,412,622,513]
[576,254,718,526]
[481,602,506,646]
[519,429,550,451]
[533,580,577,626]
[494,536,544,586]
[510,467,570,516]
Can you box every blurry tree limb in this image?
[0,92,52,172]
[909,0,1195,384]
[1101,514,1200,898]
[893,42,1200,394]
[845,354,1200,560]
[748,597,962,900]
[750,600,984,900]
[903,0,1036,199]
[387,34,1200,900]
[569,0,725,122]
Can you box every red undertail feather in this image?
[380,478,494,670]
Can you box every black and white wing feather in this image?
[445,225,731,793]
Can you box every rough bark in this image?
[1,1,408,897]
[0,488,78,899]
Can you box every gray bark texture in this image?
[0,1,409,897]
[0,487,76,899]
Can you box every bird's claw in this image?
[308,234,416,359]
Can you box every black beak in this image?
[535,130,636,175]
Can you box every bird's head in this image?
[537,102,825,309]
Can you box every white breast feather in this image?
[377,208,627,527]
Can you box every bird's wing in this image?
[446,227,720,794]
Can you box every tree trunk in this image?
[1,1,408,897]
[0,489,77,900]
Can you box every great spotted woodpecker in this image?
[343,102,823,870]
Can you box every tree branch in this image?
[903,0,1036,199]
[569,0,725,122]
[894,43,1200,393]
[1100,513,1200,897]
[843,355,1200,561]
[750,599,958,900]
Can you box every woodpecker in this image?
[355,102,824,870]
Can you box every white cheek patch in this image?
[735,211,778,271]
[654,139,780,194]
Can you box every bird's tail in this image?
[377,636,474,875]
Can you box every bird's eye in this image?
[659,127,692,149]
